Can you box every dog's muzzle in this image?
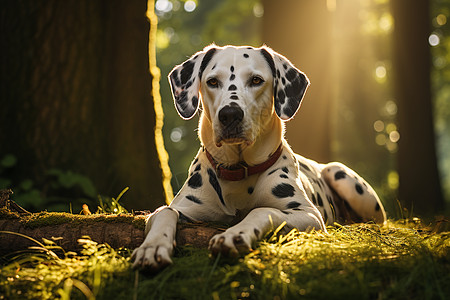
[217,104,245,146]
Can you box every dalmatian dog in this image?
[132,45,386,272]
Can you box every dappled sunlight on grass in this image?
[1,219,448,299]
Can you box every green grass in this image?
[0,219,448,300]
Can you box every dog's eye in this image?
[207,78,219,88]
[250,76,264,86]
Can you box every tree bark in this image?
[391,0,444,215]
[0,0,166,211]
[262,0,332,163]
[0,210,223,255]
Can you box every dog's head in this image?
[168,45,309,147]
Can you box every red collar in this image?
[204,144,283,181]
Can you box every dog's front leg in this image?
[131,206,178,272]
[209,207,324,257]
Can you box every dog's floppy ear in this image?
[168,46,218,120]
[259,46,310,121]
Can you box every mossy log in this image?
[0,208,224,255]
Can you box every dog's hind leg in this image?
[322,162,386,224]
[131,206,179,272]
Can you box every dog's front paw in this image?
[131,242,174,273]
[208,230,254,257]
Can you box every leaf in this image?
[1,154,17,168]
[20,179,34,191]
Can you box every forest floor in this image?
[0,218,449,300]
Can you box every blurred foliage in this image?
[431,0,450,205]
[0,154,97,213]
[155,0,262,194]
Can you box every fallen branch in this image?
[0,198,224,255]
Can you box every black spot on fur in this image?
[188,172,202,189]
[311,193,317,205]
[228,85,237,91]
[268,168,279,175]
[334,171,347,180]
[283,98,301,118]
[281,210,291,215]
[230,66,234,72]
[292,208,304,211]
[230,74,235,81]
[180,60,195,84]
[260,48,276,76]
[285,68,298,81]
[277,90,286,105]
[243,53,249,58]
[192,158,199,165]
[282,167,289,174]
[199,48,217,79]
[277,69,281,78]
[170,69,181,88]
[300,162,311,172]
[317,194,324,206]
[355,183,364,195]
[375,202,380,211]
[323,210,328,223]
[282,155,287,160]
[208,168,225,206]
[280,174,288,179]
[186,195,202,204]
[248,187,254,194]
[177,91,188,108]
[194,164,201,172]
[282,77,286,85]
[192,96,198,108]
[327,195,333,205]
[287,201,301,209]
[283,64,288,70]
[272,183,295,198]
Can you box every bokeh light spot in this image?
[436,14,447,26]
[387,171,399,190]
[385,100,397,115]
[428,34,440,46]
[385,123,397,134]
[374,120,385,132]
[155,0,173,13]
[184,1,197,12]
[376,134,387,146]
[253,3,264,18]
[170,127,184,143]
[389,130,400,143]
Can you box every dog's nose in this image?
[218,105,244,128]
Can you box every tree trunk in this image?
[0,0,167,211]
[262,0,332,163]
[391,0,444,215]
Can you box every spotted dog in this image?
[132,45,386,272]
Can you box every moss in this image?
[0,207,21,220]
[0,210,146,230]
